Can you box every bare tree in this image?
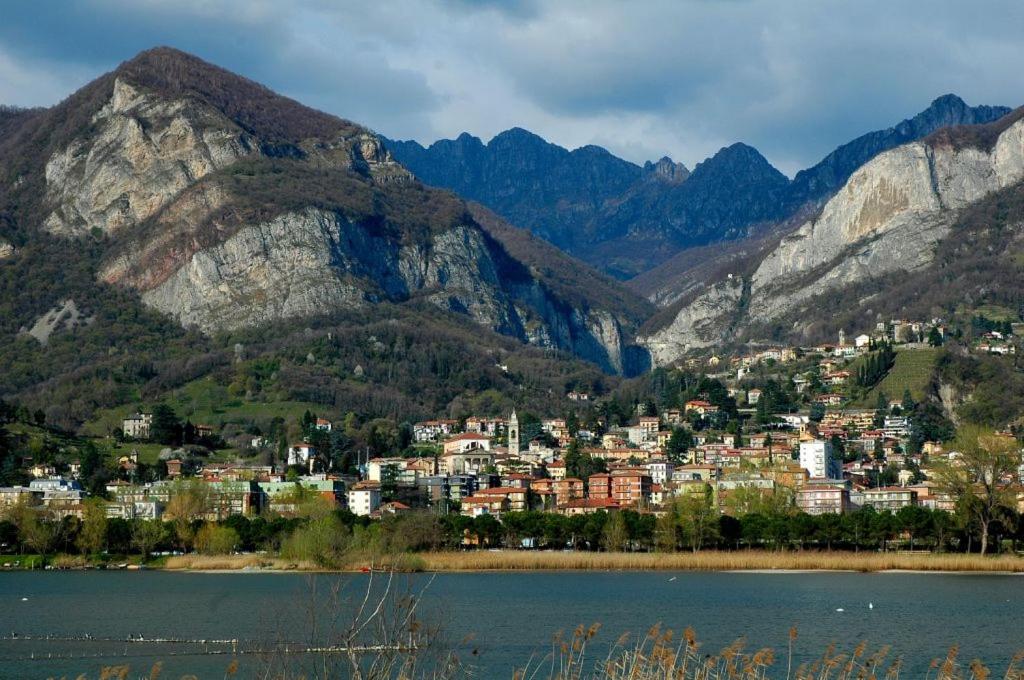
[936,425,1018,555]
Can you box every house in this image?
[646,460,674,485]
[461,493,509,517]
[371,501,411,519]
[347,481,382,516]
[559,498,620,516]
[367,457,409,483]
[546,459,567,480]
[287,443,317,468]
[814,393,845,407]
[122,413,153,440]
[412,419,458,442]
[672,464,718,483]
[567,391,590,402]
[826,371,851,385]
[684,400,719,416]
[465,416,507,436]
[861,486,917,511]
[469,486,529,513]
[854,334,871,348]
[638,417,660,435]
[747,389,762,405]
[29,463,57,479]
[314,418,332,432]
[796,484,851,515]
[662,409,684,425]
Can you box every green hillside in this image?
[855,347,941,406]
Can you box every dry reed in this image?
[414,550,1024,573]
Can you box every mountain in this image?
[785,94,1012,211]
[387,132,792,278]
[383,128,645,253]
[582,143,789,279]
[387,96,1010,280]
[0,47,654,428]
[638,106,1024,365]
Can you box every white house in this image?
[347,482,382,516]
[287,443,317,467]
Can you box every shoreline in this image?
[147,550,1024,574]
[8,551,1023,574]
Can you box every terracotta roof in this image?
[445,433,492,442]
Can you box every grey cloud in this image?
[1,0,1022,175]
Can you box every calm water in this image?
[1,570,1023,678]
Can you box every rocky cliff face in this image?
[123,204,642,372]
[5,48,649,375]
[641,111,1024,365]
[42,78,255,237]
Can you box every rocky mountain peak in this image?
[643,156,690,183]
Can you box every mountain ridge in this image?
[386,94,1010,280]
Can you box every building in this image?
[799,437,841,480]
[553,478,585,505]
[508,409,520,456]
[646,459,674,485]
[559,498,620,516]
[442,433,492,455]
[347,481,382,516]
[440,448,494,476]
[465,416,507,436]
[122,413,153,440]
[589,472,612,500]
[610,468,652,508]
[412,419,458,443]
[638,417,660,436]
[287,443,317,468]
[861,486,917,511]
[685,400,719,416]
[796,484,851,515]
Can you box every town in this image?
[1,315,1021,565]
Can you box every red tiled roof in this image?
[445,433,491,442]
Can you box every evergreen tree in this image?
[150,404,182,445]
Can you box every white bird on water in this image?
[869,602,874,610]
[668,576,677,582]
[835,608,844,612]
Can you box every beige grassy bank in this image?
[162,551,1024,573]
[415,550,1024,572]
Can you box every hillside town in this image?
[3,319,1020,533]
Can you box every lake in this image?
[2,570,1023,678]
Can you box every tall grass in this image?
[516,624,1024,679]
[415,550,1024,573]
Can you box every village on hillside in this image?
[3,313,1021,554]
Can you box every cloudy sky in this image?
[2,0,1022,175]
